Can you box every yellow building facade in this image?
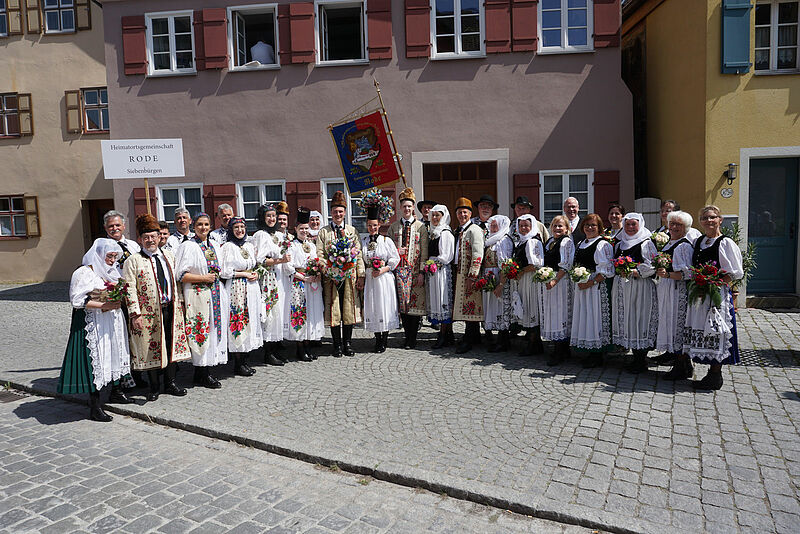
[0,1,113,282]
[624,0,800,297]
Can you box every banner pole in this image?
[373,78,407,188]
[144,178,151,215]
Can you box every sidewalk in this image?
[2,283,800,533]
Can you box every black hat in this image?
[366,206,380,220]
[474,194,499,210]
[511,196,533,209]
[417,199,437,211]
[296,209,310,225]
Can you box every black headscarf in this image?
[226,217,248,247]
[256,203,279,234]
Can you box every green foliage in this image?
[721,222,757,291]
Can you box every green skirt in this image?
[57,308,134,394]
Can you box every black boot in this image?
[443,327,455,347]
[296,342,313,362]
[547,340,569,366]
[530,327,545,354]
[343,325,355,356]
[627,350,649,374]
[273,342,289,363]
[264,343,285,366]
[664,356,693,381]
[407,317,420,349]
[304,341,317,360]
[233,353,255,376]
[381,332,389,353]
[108,385,133,404]
[692,370,723,390]
[89,390,112,422]
[373,333,382,353]
[432,329,445,349]
[400,315,411,349]
[488,330,510,353]
[131,370,148,389]
[195,366,221,389]
[331,326,343,358]
[242,353,257,374]
[582,352,604,368]
[146,370,161,401]
[164,363,188,395]
[652,352,677,366]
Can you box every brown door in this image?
[423,162,497,227]
[84,199,115,247]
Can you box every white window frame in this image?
[429,0,486,59]
[156,183,204,225]
[236,179,286,230]
[755,0,800,74]
[145,11,197,77]
[537,0,594,55]
[320,179,367,235]
[227,4,281,71]
[538,168,595,224]
[314,0,369,66]
[43,0,76,34]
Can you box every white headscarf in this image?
[485,215,511,248]
[429,204,451,239]
[617,212,650,250]
[515,214,540,245]
[308,210,322,237]
[82,238,122,283]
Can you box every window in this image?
[146,12,195,75]
[539,169,594,224]
[228,4,279,69]
[539,0,593,53]
[322,181,366,234]
[0,93,19,137]
[44,0,75,33]
[82,88,109,132]
[0,2,7,37]
[431,0,484,57]
[157,185,203,232]
[316,0,367,64]
[0,196,26,236]
[237,181,286,233]
[755,1,799,72]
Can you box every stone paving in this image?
[0,392,590,534]
[2,283,800,533]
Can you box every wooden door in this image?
[423,162,497,228]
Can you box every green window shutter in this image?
[721,0,753,74]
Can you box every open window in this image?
[316,0,367,64]
[228,4,279,69]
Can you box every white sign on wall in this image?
[101,139,185,179]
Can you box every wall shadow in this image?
[0,282,69,302]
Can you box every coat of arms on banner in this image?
[346,127,380,171]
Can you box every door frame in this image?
[738,145,800,302]
[410,148,510,217]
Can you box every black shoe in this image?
[108,387,134,404]
[131,372,148,389]
[664,360,693,380]
[265,352,285,366]
[343,341,355,357]
[374,335,382,353]
[202,373,222,389]
[235,365,256,376]
[306,348,318,360]
[90,405,113,422]
[546,351,563,366]
[164,381,188,396]
[455,340,472,354]
[145,390,159,402]
[582,354,603,368]
[692,372,723,390]
[332,346,343,358]
[652,352,676,366]
[443,332,455,347]
[627,352,649,374]
[432,331,445,350]
[277,354,290,363]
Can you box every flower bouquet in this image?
[569,265,591,284]
[601,229,618,247]
[687,261,728,307]
[500,258,521,280]
[104,280,129,302]
[279,234,293,255]
[614,256,639,278]
[473,271,497,292]
[371,258,386,271]
[357,188,395,223]
[305,257,323,278]
[651,231,670,251]
[653,252,672,271]
[324,236,359,285]
[533,266,556,283]
[423,259,440,275]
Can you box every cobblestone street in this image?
[2,283,800,533]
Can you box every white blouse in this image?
[222,242,257,273]
[175,239,232,281]
[546,237,575,271]
[361,235,401,270]
[70,266,104,308]
[428,231,455,265]
[578,237,614,278]
[695,236,744,279]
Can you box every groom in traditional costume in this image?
[388,187,428,349]
[452,198,485,354]
[122,214,191,401]
[316,191,365,357]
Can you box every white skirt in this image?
[285,279,325,341]
[226,277,264,353]
[426,265,453,323]
[540,276,572,341]
[683,286,738,364]
[483,267,512,331]
[570,276,611,350]
[259,268,283,342]
[516,270,540,328]
[655,278,688,353]
[364,269,400,333]
[611,276,658,350]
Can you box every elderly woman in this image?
[541,215,575,365]
[483,215,515,352]
[361,206,401,352]
[253,203,291,366]
[612,213,659,373]
[175,213,228,389]
[570,214,615,368]
[426,204,455,348]
[222,217,263,375]
[513,214,545,356]
[57,238,134,421]
[653,210,696,379]
[680,205,743,390]
[284,210,325,360]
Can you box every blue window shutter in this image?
[721,0,752,74]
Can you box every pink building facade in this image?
[102,0,634,234]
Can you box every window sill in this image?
[315,59,369,67]
[753,69,800,76]
[146,70,198,78]
[0,135,21,140]
[537,47,595,55]
[430,53,487,61]
[0,236,29,241]
[44,29,77,35]
[82,130,110,135]
[229,63,281,72]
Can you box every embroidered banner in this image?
[329,111,401,195]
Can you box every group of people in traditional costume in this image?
[58,190,742,421]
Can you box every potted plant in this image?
[721,222,757,309]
